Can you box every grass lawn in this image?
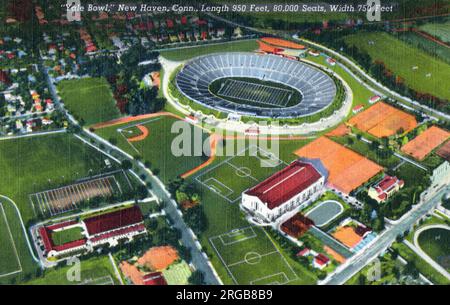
[209,226,300,285]
[51,227,85,246]
[346,252,403,285]
[331,135,401,169]
[23,256,119,285]
[397,31,450,64]
[160,39,258,61]
[392,242,450,285]
[192,139,318,284]
[95,116,209,183]
[0,133,112,222]
[0,203,22,278]
[417,227,450,272]
[57,77,120,126]
[343,32,450,101]
[419,19,450,43]
[0,133,117,283]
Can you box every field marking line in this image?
[225,161,258,182]
[0,202,23,277]
[197,177,234,203]
[220,227,257,246]
[250,272,289,285]
[209,236,239,285]
[118,129,141,155]
[203,177,234,197]
[261,228,298,281]
[227,250,279,268]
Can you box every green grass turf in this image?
[95,116,208,183]
[303,55,374,115]
[51,227,85,246]
[209,226,298,285]
[419,19,450,43]
[0,133,112,222]
[162,260,192,285]
[0,198,39,284]
[23,256,119,285]
[159,39,258,61]
[343,32,450,101]
[0,203,22,277]
[417,227,450,272]
[196,147,286,202]
[392,242,450,285]
[57,77,120,126]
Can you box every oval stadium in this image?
[175,52,337,119]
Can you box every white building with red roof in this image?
[313,253,330,270]
[368,175,404,203]
[241,160,325,224]
[37,206,147,262]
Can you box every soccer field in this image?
[96,116,209,183]
[195,146,286,203]
[343,32,450,101]
[0,203,22,278]
[210,226,298,285]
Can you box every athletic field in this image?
[57,77,120,125]
[96,116,209,183]
[344,32,450,101]
[195,145,286,203]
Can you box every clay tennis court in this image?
[326,124,350,137]
[261,37,306,49]
[348,102,417,138]
[436,140,450,161]
[258,40,282,53]
[137,246,179,271]
[401,126,450,160]
[294,137,383,194]
[332,226,362,249]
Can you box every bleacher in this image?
[176,52,336,118]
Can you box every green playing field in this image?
[209,226,298,285]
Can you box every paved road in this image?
[323,185,449,285]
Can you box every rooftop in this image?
[83,206,144,236]
[245,160,322,209]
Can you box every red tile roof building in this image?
[83,206,144,237]
[313,253,330,269]
[242,160,325,223]
[368,175,404,203]
[37,206,146,260]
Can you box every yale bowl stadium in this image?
[175,52,337,119]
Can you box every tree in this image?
[135,185,149,200]
[183,206,208,235]
[188,270,205,285]
[121,160,132,170]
